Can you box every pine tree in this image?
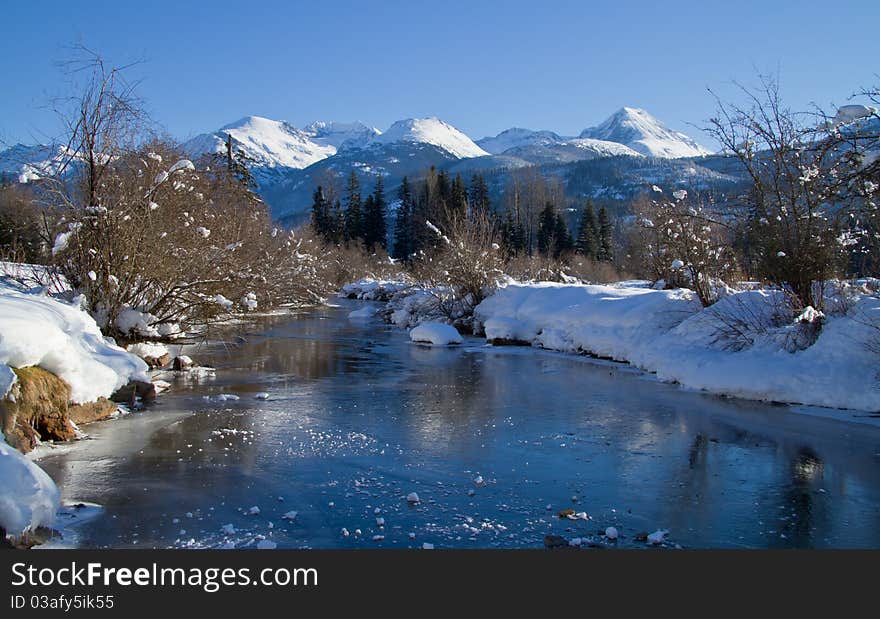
[331,199,344,243]
[310,186,331,241]
[537,202,558,256]
[575,201,598,259]
[344,171,362,243]
[393,176,414,261]
[596,206,614,262]
[553,213,573,258]
[450,174,468,223]
[363,176,388,251]
[469,174,491,216]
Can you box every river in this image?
[36,299,880,549]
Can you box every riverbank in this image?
[343,278,880,413]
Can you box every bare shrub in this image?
[626,191,734,306]
[409,209,505,321]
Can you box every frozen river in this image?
[37,299,880,549]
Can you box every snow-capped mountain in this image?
[477,128,566,154]
[579,107,711,158]
[301,120,380,150]
[183,116,336,174]
[366,117,489,159]
[0,143,71,183]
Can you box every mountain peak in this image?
[370,117,489,159]
[580,107,711,158]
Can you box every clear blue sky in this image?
[1,0,878,148]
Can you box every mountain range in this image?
[1,107,741,223]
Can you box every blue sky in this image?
[1,0,878,147]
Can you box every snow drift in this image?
[0,436,59,536]
[0,283,149,403]
[474,282,880,412]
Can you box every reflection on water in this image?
[37,300,880,549]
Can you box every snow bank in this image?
[0,283,149,403]
[474,282,880,411]
[642,292,880,411]
[0,436,60,536]
[410,322,463,346]
[476,282,700,360]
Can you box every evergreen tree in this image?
[450,174,468,223]
[469,174,491,215]
[575,201,598,259]
[553,213,573,258]
[310,186,332,241]
[596,206,614,262]
[331,199,344,243]
[499,209,525,258]
[393,176,414,261]
[363,176,388,251]
[537,202,558,256]
[344,171,362,243]
[213,134,257,191]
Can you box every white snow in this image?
[256,539,276,550]
[126,342,169,361]
[580,107,712,158]
[831,104,877,127]
[647,529,668,545]
[605,526,619,540]
[370,117,489,159]
[474,281,880,412]
[410,322,463,346]
[0,436,60,536]
[0,283,149,403]
[168,159,195,174]
[282,510,298,521]
[477,128,564,154]
[406,492,421,504]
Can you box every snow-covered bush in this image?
[626,191,734,306]
[410,211,505,321]
[49,141,330,338]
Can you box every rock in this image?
[281,511,298,521]
[544,534,568,549]
[1,367,75,452]
[68,398,117,425]
[172,355,194,371]
[141,352,170,369]
[557,509,576,519]
[634,531,649,542]
[110,380,156,405]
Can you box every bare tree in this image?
[706,75,847,309]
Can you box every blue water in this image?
[38,300,880,549]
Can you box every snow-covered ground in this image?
[345,278,880,412]
[0,282,149,403]
[0,435,59,536]
[475,282,880,411]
